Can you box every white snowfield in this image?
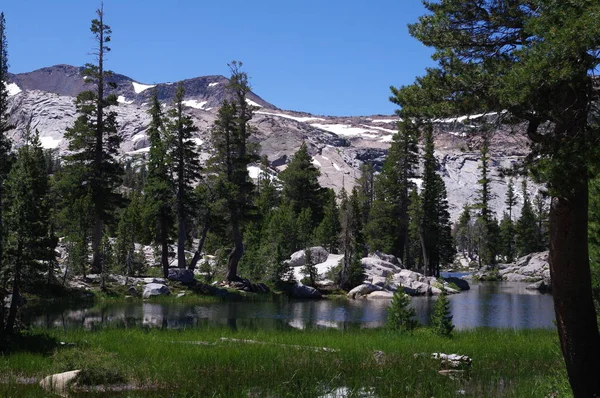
[245,98,263,108]
[132,133,147,143]
[310,123,377,138]
[311,157,322,167]
[5,82,22,96]
[117,95,134,104]
[371,119,399,124]
[247,166,261,179]
[39,136,62,149]
[255,111,325,122]
[182,100,208,110]
[132,82,156,94]
[208,82,219,87]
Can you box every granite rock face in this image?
[7,65,545,223]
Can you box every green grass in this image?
[0,327,571,397]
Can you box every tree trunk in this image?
[549,182,600,397]
[189,220,209,272]
[226,220,243,282]
[90,216,102,274]
[177,215,186,269]
[160,218,170,279]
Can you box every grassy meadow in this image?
[0,326,570,397]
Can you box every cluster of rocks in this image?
[288,247,470,299]
[465,251,551,291]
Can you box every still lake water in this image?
[25,279,555,331]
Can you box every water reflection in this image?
[24,281,555,331]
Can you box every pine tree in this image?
[431,290,454,338]
[356,162,375,226]
[209,61,257,282]
[387,290,417,332]
[315,189,341,253]
[505,179,517,221]
[278,142,326,226]
[296,207,313,251]
[475,137,497,266]
[301,248,318,287]
[143,90,175,278]
[453,204,475,260]
[168,83,201,269]
[338,188,365,291]
[534,192,549,251]
[61,5,123,274]
[499,212,516,263]
[420,124,454,276]
[366,120,418,259]
[3,130,56,333]
[0,12,13,321]
[116,192,146,277]
[516,181,539,257]
[406,188,423,270]
[393,3,600,390]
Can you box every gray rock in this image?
[526,279,551,292]
[370,251,402,266]
[127,286,138,296]
[291,283,322,299]
[347,283,382,299]
[143,283,170,299]
[288,246,329,268]
[168,268,195,284]
[367,291,395,299]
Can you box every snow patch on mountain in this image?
[208,82,219,87]
[117,96,134,104]
[312,157,321,167]
[132,82,156,94]
[371,119,398,124]
[256,111,325,122]
[246,98,263,108]
[311,123,377,138]
[5,82,22,96]
[182,100,208,110]
[39,136,62,149]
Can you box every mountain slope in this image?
[5,64,538,221]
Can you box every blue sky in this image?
[1,0,435,116]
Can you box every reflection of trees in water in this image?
[22,286,555,331]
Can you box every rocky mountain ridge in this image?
[5,65,539,221]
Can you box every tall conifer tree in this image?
[62,5,123,274]
[143,90,175,277]
[209,61,257,281]
[168,83,201,269]
[393,2,600,391]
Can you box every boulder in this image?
[432,353,472,369]
[288,246,329,267]
[361,257,399,278]
[291,283,322,299]
[347,283,382,299]
[443,277,470,291]
[168,268,195,284]
[127,286,138,296]
[143,283,170,298]
[367,291,395,299]
[370,251,402,266]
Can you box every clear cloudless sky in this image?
[1,0,436,116]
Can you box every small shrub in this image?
[387,290,418,332]
[431,290,454,337]
[53,347,126,385]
